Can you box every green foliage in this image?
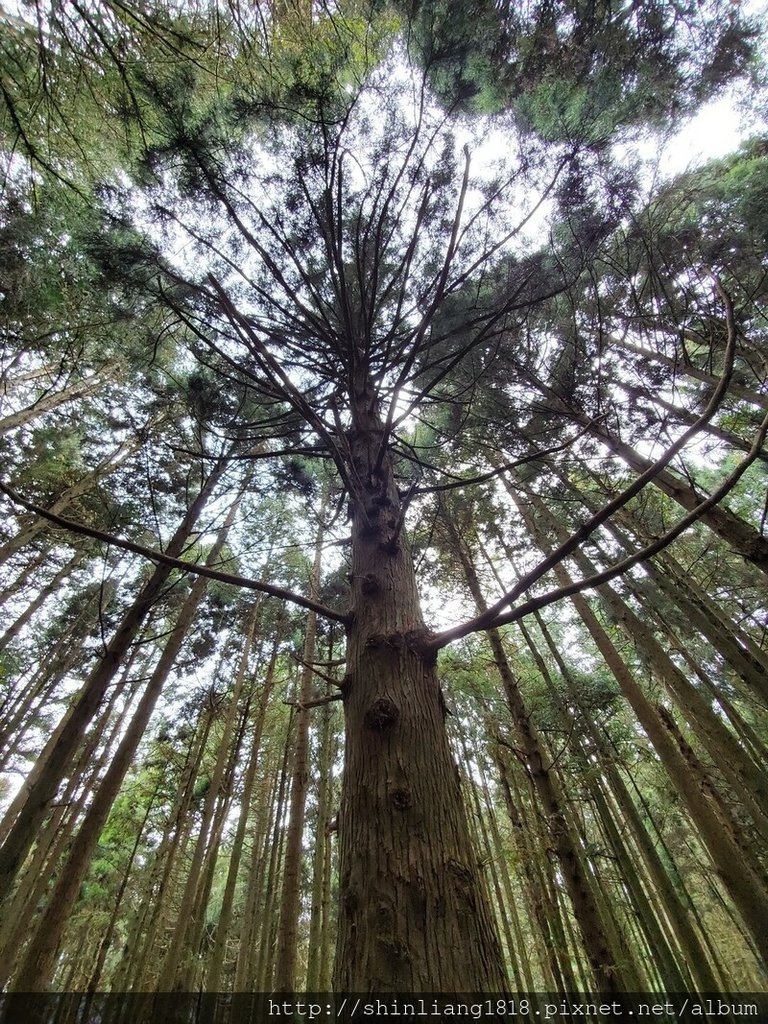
[392,0,760,140]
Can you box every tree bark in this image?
[334,389,505,991]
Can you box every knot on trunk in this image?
[364,696,399,731]
[365,629,438,664]
[447,858,474,885]
[360,572,380,595]
[390,787,412,810]
[378,935,410,964]
[406,627,439,665]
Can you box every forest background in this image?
[1,0,768,1001]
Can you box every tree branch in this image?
[283,692,344,709]
[0,480,351,625]
[430,280,739,647]
[409,420,599,496]
[484,408,768,631]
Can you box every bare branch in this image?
[0,480,351,625]
[430,281,739,647]
[484,408,768,631]
[283,692,344,710]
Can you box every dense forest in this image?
[1,0,768,1006]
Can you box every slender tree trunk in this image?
[529,614,720,992]
[207,621,280,994]
[0,362,115,435]
[455,724,520,989]
[491,743,574,992]
[274,486,328,991]
[84,779,162,995]
[608,513,768,705]
[529,375,768,571]
[0,639,142,851]
[123,702,216,992]
[231,749,281,992]
[0,431,142,568]
[481,767,554,991]
[0,548,85,653]
[517,497,768,965]
[0,544,51,611]
[445,512,625,992]
[156,649,250,991]
[306,632,339,993]
[612,336,768,412]
[318,757,336,993]
[532,493,768,845]
[183,707,250,992]
[587,419,768,571]
[621,382,768,464]
[256,722,294,992]
[0,459,226,908]
[10,490,242,990]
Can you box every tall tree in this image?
[0,0,765,996]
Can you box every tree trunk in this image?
[334,391,505,991]
[446,513,625,992]
[274,485,328,991]
[0,459,226,908]
[0,363,114,435]
[305,666,337,993]
[612,336,768,412]
[529,614,721,992]
[133,705,216,993]
[519,499,768,965]
[533,493,768,846]
[256,723,293,992]
[84,779,162,995]
[232,740,285,992]
[156,646,251,991]
[10,491,242,991]
[0,430,141,568]
[207,623,281,994]
[492,744,579,994]
[620,382,768,464]
[0,547,85,653]
[455,724,520,989]
[529,375,768,572]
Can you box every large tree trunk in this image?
[334,391,505,991]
